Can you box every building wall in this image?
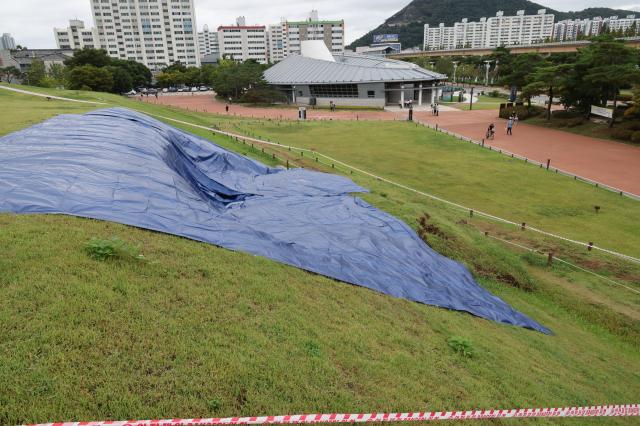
[424,10,554,50]
[553,15,640,41]
[268,22,288,62]
[91,0,200,71]
[197,25,219,59]
[287,20,344,55]
[0,33,17,50]
[54,20,101,50]
[218,25,268,64]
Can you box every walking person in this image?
[506,116,514,135]
[435,103,439,117]
[513,113,519,127]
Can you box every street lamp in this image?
[484,60,492,87]
[452,61,459,83]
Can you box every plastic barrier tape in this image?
[25,404,639,425]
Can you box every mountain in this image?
[349,0,639,49]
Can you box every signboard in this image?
[373,34,399,44]
[591,105,613,119]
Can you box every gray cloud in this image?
[0,0,637,49]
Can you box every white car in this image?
[191,87,198,92]
[125,90,137,96]
[162,88,168,93]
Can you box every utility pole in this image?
[452,61,459,83]
[469,87,474,110]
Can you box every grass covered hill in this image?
[349,0,638,49]
[0,84,639,424]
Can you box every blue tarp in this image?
[0,108,550,333]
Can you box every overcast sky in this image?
[2,0,640,48]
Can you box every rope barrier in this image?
[482,232,640,295]
[147,113,640,266]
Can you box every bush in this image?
[488,90,502,98]
[85,237,144,261]
[631,131,640,144]
[499,105,543,120]
[238,87,287,105]
[609,129,633,141]
[552,109,583,119]
[447,336,475,358]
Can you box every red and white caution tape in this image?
[25,404,640,425]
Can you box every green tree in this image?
[67,65,113,92]
[47,63,67,87]
[106,65,134,93]
[26,59,46,86]
[64,48,112,69]
[162,61,188,74]
[0,66,21,83]
[524,63,571,121]
[210,60,268,100]
[183,67,202,86]
[501,53,544,98]
[563,37,640,123]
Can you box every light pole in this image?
[484,60,492,87]
[452,61,459,83]
[429,61,435,70]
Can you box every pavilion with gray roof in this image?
[264,48,447,108]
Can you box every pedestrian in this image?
[486,123,495,140]
[225,104,229,113]
[506,116,514,135]
[431,103,435,115]
[435,103,439,116]
[399,101,403,109]
[514,113,519,127]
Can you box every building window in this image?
[309,84,359,98]
[367,90,375,98]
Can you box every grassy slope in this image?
[0,85,638,424]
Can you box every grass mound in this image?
[0,84,638,424]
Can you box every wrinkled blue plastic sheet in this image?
[0,108,550,333]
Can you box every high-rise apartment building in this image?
[197,24,219,58]
[553,15,640,41]
[218,17,268,64]
[424,9,554,50]
[54,20,101,50]
[90,0,200,71]
[286,10,344,56]
[267,20,288,62]
[0,33,16,50]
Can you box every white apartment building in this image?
[268,21,289,62]
[424,9,554,50]
[90,0,200,71]
[218,17,268,64]
[553,15,640,41]
[286,10,345,56]
[197,24,219,58]
[1,33,16,50]
[54,20,101,50]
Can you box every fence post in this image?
[521,222,526,231]
[547,252,554,266]
[546,159,551,170]
[470,209,474,218]
[588,242,594,251]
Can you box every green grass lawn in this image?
[0,84,638,424]
[441,95,506,111]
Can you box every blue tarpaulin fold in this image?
[0,108,550,333]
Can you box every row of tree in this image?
[155,59,285,103]
[411,36,640,127]
[0,48,152,93]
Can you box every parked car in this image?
[191,87,199,92]
[162,88,168,93]
[125,90,137,96]
[177,87,185,92]
[199,86,208,91]
[148,88,158,95]
[168,87,178,92]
